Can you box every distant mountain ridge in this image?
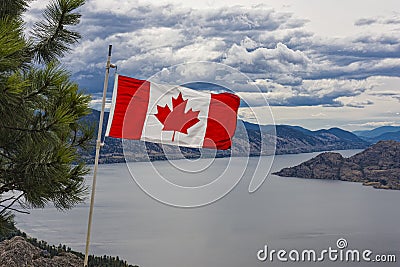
[353,126,400,143]
[81,109,370,163]
[274,140,400,190]
[371,131,400,142]
[243,121,369,155]
[353,126,400,138]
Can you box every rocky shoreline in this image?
[274,140,400,190]
[0,236,82,267]
[0,232,137,267]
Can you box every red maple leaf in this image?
[154,93,200,142]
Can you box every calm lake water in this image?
[16,150,400,266]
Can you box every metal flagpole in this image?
[84,45,115,267]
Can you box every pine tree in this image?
[0,0,92,234]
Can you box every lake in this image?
[16,150,400,266]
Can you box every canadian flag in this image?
[105,74,240,150]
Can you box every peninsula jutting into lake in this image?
[274,140,400,190]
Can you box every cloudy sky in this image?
[26,0,400,130]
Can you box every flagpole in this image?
[84,45,114,267]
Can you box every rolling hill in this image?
[353,126,400,138]
[353,126,400,143]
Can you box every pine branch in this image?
[0,196,16,204]
[32,0,85,63]
[0,18,29,72]
[0,151,13,160]
[0,205,30,214]
[0,181,21,194]
[1,0,90,225]
[0,193,26,215]
[22,80,50,99]
[0,0,32,20]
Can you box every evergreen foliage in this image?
[0,0,93,232]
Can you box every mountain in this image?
[353,126,400,143]
[243,122,369,155]
[354,126,400,138]
[370,131,400,142]
[315,127,362,141]
[81,109,370,163]
[273,125,362,154]
[274,140,400,190]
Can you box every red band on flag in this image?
[203,93,240,150]
[108,75,150,139]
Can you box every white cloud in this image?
[236,78,375,107]
[355,13,400,26]
[223,42,310,71]
[89,98,112,111]
[348,121,400,127]
[48,1,400,89]
[24,0,400,130]
[311,112,327,117]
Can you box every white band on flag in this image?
[105,74,119,137]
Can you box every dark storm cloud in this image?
[26,1,400,107]
[354,18,378,26]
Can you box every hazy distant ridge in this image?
[353,126,400,143]
[82,109,370,163]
